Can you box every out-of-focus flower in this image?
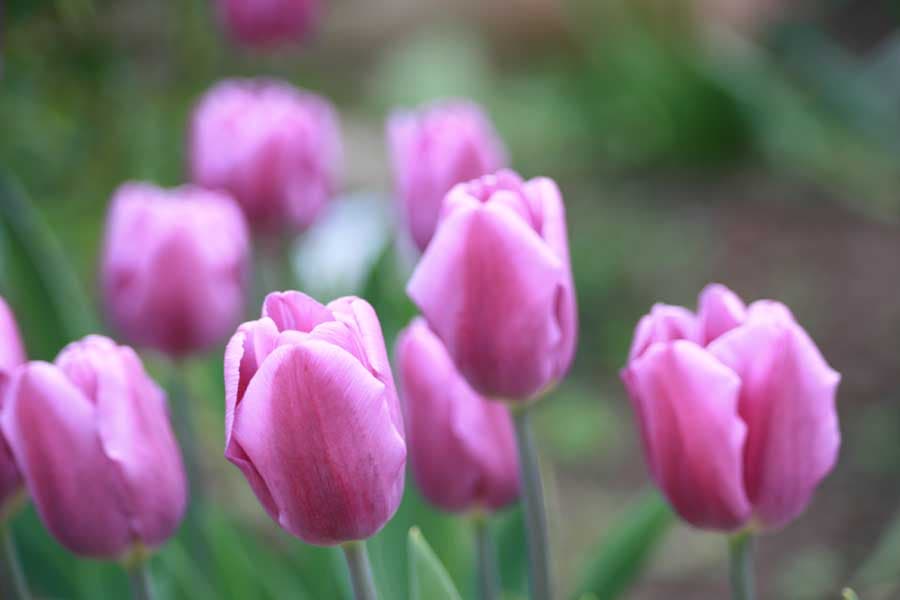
[387,100,507,251]
[621,284,841,531]
[1,336,187,557]
[190,79,342,234]
[102,182,249,357]
[224,291,405,545]
[216,0,320,48]
[407,170,577,401]
[0,296,26,515]
[695,0,786,34]
[397,318,518,513]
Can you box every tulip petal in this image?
[628,304,698,362]
[263,291,333,332]
[698,284,747,345]
[233,341,406,545]
[623,341,751,530]
[709,311,840,529]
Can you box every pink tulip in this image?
[397,318,518,513]
[216,0,320,48]
[621,284,841,531]
[1,336,187,557]
[0,296,26,513]
[190,79,342,233]
[102,182,249,357]
[225,291,405,545]
[387,101,507,251]
[407,169,577,400]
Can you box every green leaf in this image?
[571,492,673,600]
[408,527,463,600]
[0,172,98,359]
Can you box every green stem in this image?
[511,406,553,600]
[126,560,154,600]
[169,362,204,504]
[342,541,378,600]
[729,531,755,600]
[473,515,499,600]
[0,523,30,600]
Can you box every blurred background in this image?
[2,0,900,598]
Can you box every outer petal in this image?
[709,309,840,529]
[628,304,698,362]
[232,341,406,545]
[623,341,751,530]
[698,283,747,345]
[0,296,26,506]
[263,291,333,333]
[397,319,518,512]
[1,362,133,556]
[407,201,567,399]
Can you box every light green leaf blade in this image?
[408,527,463,600]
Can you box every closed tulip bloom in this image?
[397,318,518,513]
[102,182,249,357]
[217,0,320,48]
[621,284,840,531]
[190,79,342,233]
[225,291,405,545]
[0,336,187,557]
[387,101,507,251]
[407,170,577,401]
[0,296,26,513]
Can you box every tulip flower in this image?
[397,317,518,513]
[407,169,577,401]
[0,335,187,559]
[216,0,320,49]
[190,79,342,234]
[224,291,405,546]
[0,297,26,516]
[622,284,840,598]
[101,182,249,357]
[387,101,507,251]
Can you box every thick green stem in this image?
[127,560,154,600]
[342,541,378,600]
[473,515,499,600]
[0,523,30,600]
[512,406,553,600]
[169,362,204,504]
[729,531,755,600]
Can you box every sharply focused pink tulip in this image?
[622,284,841,531]
[102,182,249,357]
[216,0,320,48]
[1,336,187,557]
[397,318,518,513]
[190,79,342,233]
[407,170,577,401]
[0,296,26,514]
[225,291,405,545]
[387,101,507,251]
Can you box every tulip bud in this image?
[190,79,342,234]
[621,284,840,531]
[101,182,249,357]
[0,336,187,557]
[216,0,320,49]
[407,170,577,401]
[225,291,405,545]
[387,101,507,251]
[397,318,518,513]
[0,296,26,514]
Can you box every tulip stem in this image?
[0,523,30,600]
[473,514,500,600]
[511,405,553,600]
[342,541,378,600]
[728,531,755,600]
[126,560,154,600]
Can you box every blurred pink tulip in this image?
[387,101,507,251]
[217,0,320,48]
[1,336,187,557]
[622,284,841,531]
[225,291,405,545]
[0,296,26,514]
[102,182,249,357]
[397,318,518,513]
[407,170,577,401]
[190,79,342,234]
